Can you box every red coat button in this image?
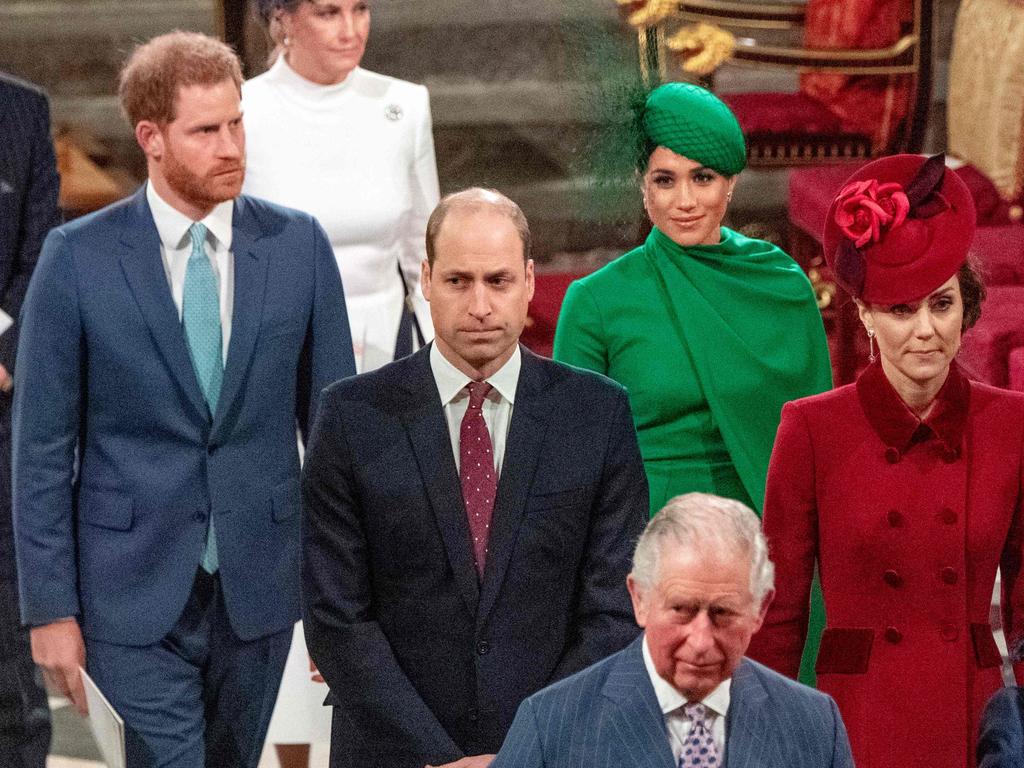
[883,569,903,587]
[941,623,958,641]
[887,509,903,527]
[940,567,958,585]
[884,626,902,643]
[941,507,957,524]
[942,446,960,463]
[885,447,901,464]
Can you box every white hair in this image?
[630,492,774,609]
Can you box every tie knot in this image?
[466,381,492,410]
[188,222,208,257]
[683,702,712,727]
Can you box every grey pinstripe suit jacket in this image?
[492,635,854,767]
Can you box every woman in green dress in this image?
[554,83,833,683]
[555,82,832,517]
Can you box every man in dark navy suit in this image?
[302,187,649,768]
[13,32,354,768]
[493,493,855,768]
[0,70,61,768]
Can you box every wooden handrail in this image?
[678,0,806,29]
[729,33,919,73]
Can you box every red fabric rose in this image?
[834,178,910,248]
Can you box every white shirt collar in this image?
[429,343,521,406]
[641,634,731,720]
[146,181,234,251]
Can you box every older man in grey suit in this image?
[492,492,854,768]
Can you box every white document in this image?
[80,666,127,768]
[0,309,11,336]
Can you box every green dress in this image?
[553,225,833,684]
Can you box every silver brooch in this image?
[384,104,403,121]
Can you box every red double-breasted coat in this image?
[748,360,1024,768]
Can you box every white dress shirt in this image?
[146,181,234,363]
[429,343,521,476]
[642,635,731,762]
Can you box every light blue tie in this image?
[182,222,223,573]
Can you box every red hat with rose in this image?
[822,154,977,304]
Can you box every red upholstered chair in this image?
[519,272,589,358]
[959,286,1024,391]
[635,0,932,166]
[786,0,1024,383]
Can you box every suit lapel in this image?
[724,660,782,768]
[601,638,677,768]
[118,188,208,425]
[475,348,552,624]
[400,349,480,616]
[211,197,268,442]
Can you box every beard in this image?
[161,144,245,211]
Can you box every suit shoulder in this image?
[523,644,622,709]
[0,72,48,106]
[742,658,837,711]
[51,193,136,242]
[321,352,419,404]
[236,194,320,235]
[532,353,628,400]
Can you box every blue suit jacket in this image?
[0,73,61,581]
[12,186,355,644]
[302,345,648,767]
[492,635,855,768]
[978,687,1024,768]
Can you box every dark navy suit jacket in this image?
[12,186,354,644]
[978,687,1024,768]
[492,635,855,768]
[0,73,60,581]
[301,345,648,767]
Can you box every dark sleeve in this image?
[296,218,355,441]
[977,687,1024,768]
[301,391,462,765]
[549,386,646,681]
[0,88,62,371]
[11,229,83,624]
[490,696,546,768]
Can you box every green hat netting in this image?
[642,82,746,176]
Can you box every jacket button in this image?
[884,626,902,644]
[476,640,490,656]
[885,447,901,464]
[942,446,960,463]
[193,511,207,523]
[468,707,479,722]
[941,507,957,525]
[940,567,958,585]
[207,444,216,456]
[883,569,903,587]
[887,509,903,527]
[940,623,958,641]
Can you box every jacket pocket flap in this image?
[815,627,873,675]
[272,478,300,522]
[971,623,1003,668]
[79,490,134,531]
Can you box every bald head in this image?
[425,187,531,267]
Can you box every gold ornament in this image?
[666,22,736,76]
[616,0,678,29]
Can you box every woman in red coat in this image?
[748,154,1024,768]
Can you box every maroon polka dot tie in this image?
[460,381,496,577]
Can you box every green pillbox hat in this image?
[642,82,747,176]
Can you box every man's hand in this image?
[0,363,12,393]
[30,618,88,715]
[427,755,496,768]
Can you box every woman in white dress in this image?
[242,2,440,765]
[244,0,440,374]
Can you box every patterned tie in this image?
[460,382,496,578]
[680,702,720,767]
[182,222,223,573]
